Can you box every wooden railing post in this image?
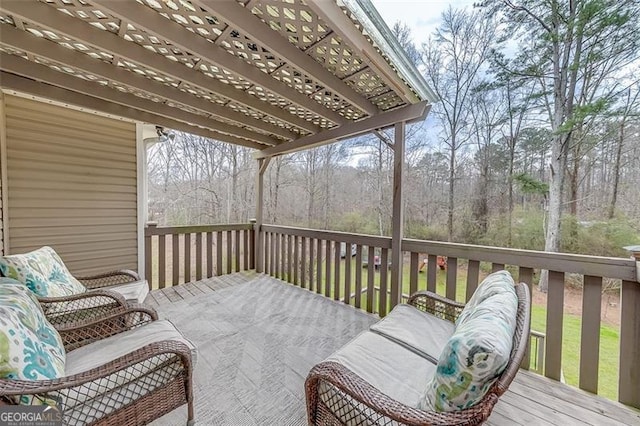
[390,121,405,308]
[255,157,270,273]
[619,279,640,409]
[144,222,157,286]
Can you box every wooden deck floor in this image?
[146,272,640,426]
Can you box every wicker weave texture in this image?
[0,305,194,426]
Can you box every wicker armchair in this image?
[305,283,531,426]
[0,304,195,426]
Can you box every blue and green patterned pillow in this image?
[0,278,66,403]
[455,270,516,327]
[419,271,518,412]
[0,247,86,297]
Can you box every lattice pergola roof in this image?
[0,0,435,156]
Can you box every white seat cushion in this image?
[107,280,149,303]
[60,320,197,420]
[370,304,454,364]
[325,331,435,407]
[66,319,197,375]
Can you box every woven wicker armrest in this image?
[0,340,193,415]
[407,291,465,323]
[76,269,141,289]
[39,290,128,328]
[306,361,498,426]
[56,304,158,351]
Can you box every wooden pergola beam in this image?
[202,0,379,117]
[92,0,347,127]
[0,54,278,147]
[255,101,430,158]
[0,0,320,134]
[0,24,291,141]
[0,72,264,150]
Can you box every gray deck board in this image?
[147,272,640,426]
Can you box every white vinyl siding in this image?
[4,95,137,275]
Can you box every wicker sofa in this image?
[0,288,196,426]
[305,275,531,426]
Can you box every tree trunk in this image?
[447,145,456,241]
[608,119,625,219]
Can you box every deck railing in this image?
[144,222,254,289]
[257,224,639,409]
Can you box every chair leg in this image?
[187,400,195,426]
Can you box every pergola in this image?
[0,0,435,305]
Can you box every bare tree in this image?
[422,7,496,241]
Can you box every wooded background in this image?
[148,1,640,260]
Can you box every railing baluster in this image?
[287,234,293,283]
[172,234,179,285]
[379,248,388,316]
[355,244,363,309]
[242,230,250,271]
[195,232,203,280]
[427,254,437,293]
[216,231,223,276]
[235,229,241,273]
[308,238,315,291]
[275,232,281,279]
[492,263,505,272]
[158,234,166,289]
[300,236,307,288]
[466,260,480,301]
[144,230,152,288]
[619,279,640,408]
[334,241,340,301]
[226,231,232,275]
[293,235,299,285]
[580,275,602,394]
[325,240,332,298]
[184,233,191,284]
[446,256,457,300]
[366,246,375,313]
[280,233,286,279]
[316,238,322,294]
[344,243,352,305]
[409,252,418,295]
[518,266,534,370]
[545,270,565,381]
[206,231,213,278]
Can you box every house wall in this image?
[1,94,138,275]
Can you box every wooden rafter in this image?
[0,72,265,149]
[91,0,348,126]
[0,0,321,135]
[202,0,379,116]
[256,102,430,158]
[0,25,291,142]
[0,54,278,146]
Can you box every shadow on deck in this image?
[146,272,640,426]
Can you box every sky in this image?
[371,0,476,45]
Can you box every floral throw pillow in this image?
[455,270,516,327]
[0,278,66,404]
[418,281,517,412]
[0,246,86,297]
